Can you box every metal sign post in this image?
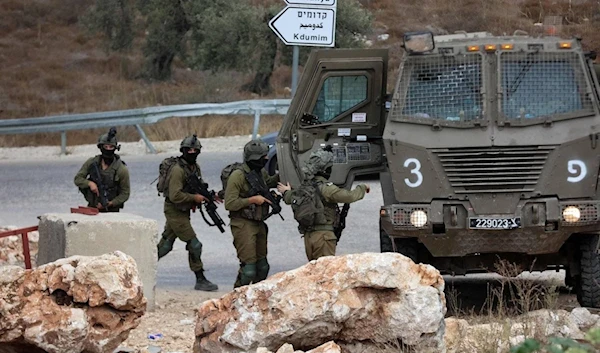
[269,0,337,97]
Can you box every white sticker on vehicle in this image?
[352,112,367,122]
[404,158,423,188]
[337,128,351,136]
[567,160,587,183]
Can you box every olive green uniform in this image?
[157,159,206,272]
[74,155,130,212]
[224,163,279,287]
[283,176,367,261]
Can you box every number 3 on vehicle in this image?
[567,160,587,183]
[404,158,423,188]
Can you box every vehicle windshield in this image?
[500,52,594,120]
[393,54,483,123]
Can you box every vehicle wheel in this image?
[379,225,418,263]
[268,155,278,176]
[577,235,600,308]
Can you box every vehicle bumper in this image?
[380,198,600,257]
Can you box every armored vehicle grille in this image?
[431,146,556,194]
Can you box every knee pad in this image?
[240,263,257,286]
[255,258,270,281]
[186,238,203,262]
[157,237,175,259]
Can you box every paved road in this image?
[0,152,381,292]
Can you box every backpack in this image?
[218,162,245,199]
[156,156,180,197]
[290,180,325,231]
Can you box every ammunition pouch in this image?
[230,204,270,221]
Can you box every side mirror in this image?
[403,31,435,55]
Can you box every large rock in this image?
[0,251,146,353]
[195,253,446,353]
[0,226,39,268]
[37,213,158,310]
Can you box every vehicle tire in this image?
[268,155,278,176]
[577,235,600,308]
[379,226,418,263]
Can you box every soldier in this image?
[156,135,220,292]
[224,140,280,288]
[277,148,369,261]
[74,127,130,212]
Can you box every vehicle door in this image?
[276,48,389,188]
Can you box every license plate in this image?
[469,217,521,230]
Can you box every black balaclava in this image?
[317,166,333,179]
[100,147,115,164]
[247,158,267,171]
[182,147,200,164]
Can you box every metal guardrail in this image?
[0,99,291,154]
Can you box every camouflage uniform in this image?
[224,140,280,288]
[74,129,130,212]
[156,135,218,292]
[282,149,367,261]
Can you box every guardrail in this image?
[0,99,291,154]
[0,226,37,269]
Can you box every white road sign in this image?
[284,0,335,6]
[269,6,336,47]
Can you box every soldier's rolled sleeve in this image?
[168,166,196,204]
[225,170,251,211]
[323,184,367,204]
[282,189,293,205]
[74,158,93,189]
[111,166,131,207]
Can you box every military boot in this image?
[194,271,218,291]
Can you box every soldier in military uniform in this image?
[74,128,130,212]
[278,148,369,261]
[156,135,219,292]
[224,140,280,288]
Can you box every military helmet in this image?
[97,127,118,148]
[243,140,269,162]
[180,134,202,152]
[301,148,335,179]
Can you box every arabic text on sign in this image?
[298,11,328,19]
[300,23,324,30]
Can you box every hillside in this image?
[0,0,599,147]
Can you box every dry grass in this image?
[1,0,599,147]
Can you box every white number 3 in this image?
[567,160,587,183]
[404,158,423,188]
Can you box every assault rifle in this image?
[90,161,110,210]
[184,174,226,233]
[334,203,350,242]
[246,169,284,221]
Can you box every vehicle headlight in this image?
[410,210,428,227]
[563,206,581,223]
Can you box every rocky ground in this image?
[120,289,226,353]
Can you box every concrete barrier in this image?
[37,213,158,311]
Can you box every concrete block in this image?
[38,213,158,311]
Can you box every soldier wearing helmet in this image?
[74,127,130,212]
[278,146,370,261]
[156,135,221,292]
[224,139,280,288]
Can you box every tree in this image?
[82,0,135,52]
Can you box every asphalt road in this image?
[0,152,382,291]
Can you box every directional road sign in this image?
[284,0,336,6]
[269,6,336,47]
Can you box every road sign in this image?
[269,6,336,47]
[284,0,335,6]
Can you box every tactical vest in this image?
[167,159,201,212]
[229,169,271,221]
[311,182,341,232]
[85,156,123,209]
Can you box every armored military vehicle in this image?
[276,31,600,307]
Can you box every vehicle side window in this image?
[312,75,368,122]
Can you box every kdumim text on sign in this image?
[293,34,330,42]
